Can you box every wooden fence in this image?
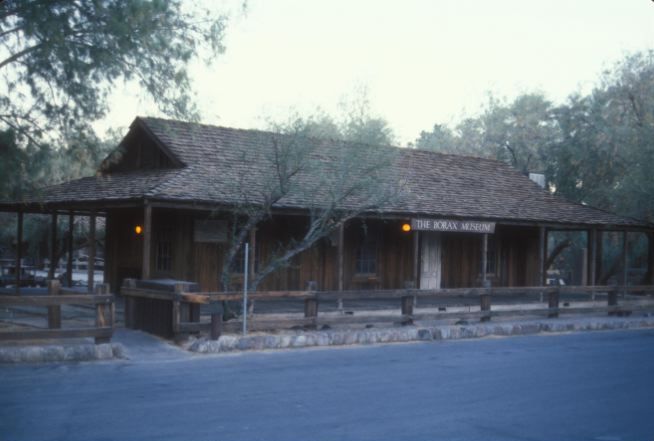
[121,282,654,341]
[0,280,115,344]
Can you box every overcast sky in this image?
[100,0,654,145]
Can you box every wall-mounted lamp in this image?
[134,225,143,235]
[401,223,412,232]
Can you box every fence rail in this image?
[136,284,654,340]
[0,280,115,344]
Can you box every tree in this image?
[218,125,401,293]
[0,0,228,260]
[413,123,457,153]
[0,0,228,145]
[266,87,397,147]
[338,86,396,146]
[414,93,559,174]
[548,51,654,222]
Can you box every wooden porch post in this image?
[648,232,654,285]
[621,230,628,295]
[588,228,597,286]
[248,228,256,315]
[538,226,546,287]
[596,230,603,285]
[413,230,420,288]
[87,211,96,292]
[337,223,344,291]
[248,228,256,287]
[142,203,152,280]
[337,223,344,310]
[481,233,488,286]
[15,210,23,294]
[48,212,58,280]
[66,212,74,287]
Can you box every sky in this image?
[99,0,654,145]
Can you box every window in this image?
[156,226,173,272]
[356,239,377,274]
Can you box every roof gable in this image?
[99,118,183,173]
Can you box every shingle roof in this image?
[8,116,650,228]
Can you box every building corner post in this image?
[87,211,96,292]
[538,226,546,287]
[15,210,23,294]
[142,202,152,280]
[66,211,74,287]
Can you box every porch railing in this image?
[0,281,115,344]
[121,281,654,341]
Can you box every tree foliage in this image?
[267,87,396,147]
[415,50,654,223]
[415,93,558,174]
[548,51,654,221]
[219,122,400,293]
[0,0,229,258]
[0,0,227,144]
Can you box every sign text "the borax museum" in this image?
[411,219,496,234]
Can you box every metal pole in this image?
[242,243,249,336]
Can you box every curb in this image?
[0,343,127,364]
[184,316,654,354]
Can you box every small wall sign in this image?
[411,218,495,234]
[194,220,227,243]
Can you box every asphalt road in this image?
[1,329,654,441]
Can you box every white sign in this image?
[411,218,495,234]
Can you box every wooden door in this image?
[420,232,442,289]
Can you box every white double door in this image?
[420,232,442,289]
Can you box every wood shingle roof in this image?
[5,116,650,229]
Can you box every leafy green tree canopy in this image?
[0,0,227,144]
[267,87,396,146]
[414,50,654,223]
[415,93,558,174]
[548,51,654,221]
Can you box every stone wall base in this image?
[185,316,654,354]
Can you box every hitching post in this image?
[243,243,249,336]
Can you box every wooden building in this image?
[2,117,653,293]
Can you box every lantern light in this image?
[135,225,143,235]
[401,223,411,232]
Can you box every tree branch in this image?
[0,42,45,70]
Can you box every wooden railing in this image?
[119,284,654,340]
[0,280,115,344]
